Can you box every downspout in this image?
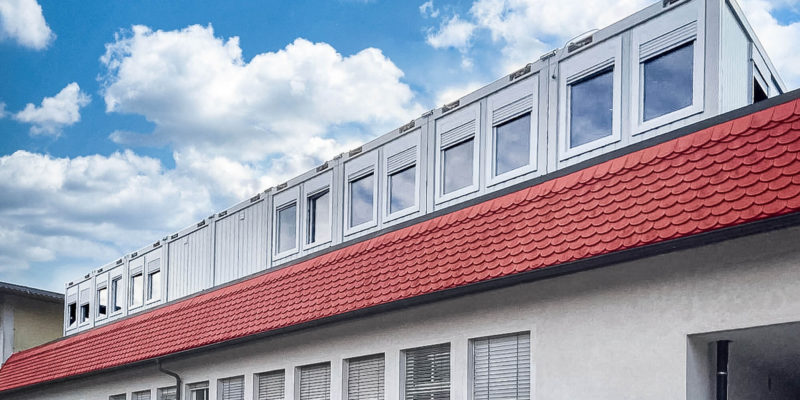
[716,340,730,400]
[157,359,182,400]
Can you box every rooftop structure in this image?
[61,0,785,337]
[0,282,63,368]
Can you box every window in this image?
[307,190,331,245]
[97,287,108,318]
[403,343,450,400]
[388,165,416,214]
[256,370,285,400]
[110,395,126,400]
[130,273,143,308]
[277,203,297,254]
[472,333,530,400]
[349,173,374,228]
[147,269,161,301]
[157,387,177,400]
[80,303,90,324]
[753,77,768,103]
[218,376,244,400]
[111,277,122,313]
[569,69,614,148]
[346,354,385,400]
[299,362,330,400]
[132,390,151,400]
[494,114,531,176]
[442,138,474,195]
[188,382,209,400]
[643,42,694,121]
[68,302,77,327]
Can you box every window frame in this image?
[558,37,622,161]
[344,353,386,400]
[342,147,380,237]
[296,362,331,400]
[468,331,532,400]
[254,369,285,400]
[110,275,123,315]
[67,301,77,328]
[400,343,451,400]
[273,197,300,260]
[217,375,245,400]
[383,130,421,222]
[157,386,177,400]
[146,267,161,304]
[129,271,144,310]
[186,381,209,400]
[96,285,108,320]
[630,0,704,134]
[346,168,377,232]
[305,187,332,247]
[486,75,539,187]
[435,103,481,204]
[132,390,152,400]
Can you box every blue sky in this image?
[0,0,798,292]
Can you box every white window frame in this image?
[296,362,331,400]
[302,170,334,251]
[79,302,90,325]
[400,343,451,400]
[486,75,539,187]
[96,284,108,320]
[254,369,285,400]
[66,300,77,329]
[217,375,245,400]
[273,185,301,260]
[344,149,379,236]
[129,270,144,310]
[132,390,152,400]
[146,266,161,304]
[110,275,123,315]
[468,331,532,400]
[435,103,481,204]
[344,353,386,400]
[383,129,421,222]
[157,386,177,400]
[187,381,209,400]
[558,37,623,161]
[631,0,704,134]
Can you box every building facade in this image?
[0,282,63,368]
[1,0,799,399]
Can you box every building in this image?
[0,282,63,368]
[0,0,798,398]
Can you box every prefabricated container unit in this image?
[62,0,786,334]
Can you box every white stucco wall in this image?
[8,225,800,400]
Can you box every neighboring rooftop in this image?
[0,282,62,303]
[1,92,799,393]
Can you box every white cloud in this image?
[425,0,651,74]
[426,14,477,51]
[0,102,6,118]
[434,81,484,107]
[0,0,54,50]
[14,82,91,137]
[100,25,423,171]
[420,0,441,17]
[739,0,800,89]
[0,150,212,275]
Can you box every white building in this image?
[1,0,798,399]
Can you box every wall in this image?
[15,224,800,400]
[11,297,62,353]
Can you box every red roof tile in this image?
[2,98,800,392]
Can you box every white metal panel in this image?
[214,198,268,285]
[167,225,213,302]
[719,1,750,113]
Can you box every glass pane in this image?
[131,274,143,307]
[80,304,89,322]
[350,173,374,227]
[277,204,297,253]
[112,279,122,312]
[307,190,330,244]
[569,69,614,148]
[97,288,107,316]
[148,270,161,301]
[443,138,474,194]
[68,303,77,325]
[495,114,531,176]
[643,42,694,121]
[389,165,416,214]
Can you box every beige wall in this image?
[11,297,62,353]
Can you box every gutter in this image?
[156,359,181,400]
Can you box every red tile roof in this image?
[2,98,800,392]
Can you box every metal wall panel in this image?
[214,199,268,285]
[167,225,213,301]
[719,2,750,113]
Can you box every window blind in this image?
[347,354,385,400]
[256,370,285,400]
[157,387,177,400]
[404,343,450,400]
[219,376,244,400]
[299,363,331,400]
[472,333,531,400]
[132,391,151,400]
[109,395,126,400]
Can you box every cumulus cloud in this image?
[434,81,484,107]
[740,0,800,89]
[0,0,54,50]
[14,82,91,137]
[419,0,440,17]
[100,25,423,168]
[0,150,212,274]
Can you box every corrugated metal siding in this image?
[167,226,213,301]
[214,200,268,285]
[719,3,750,113]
